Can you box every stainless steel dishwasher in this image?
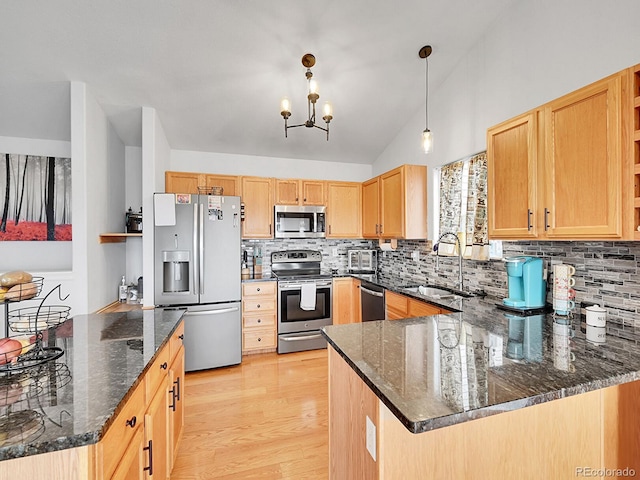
[360,280,385,321]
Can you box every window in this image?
[433,152,502,260]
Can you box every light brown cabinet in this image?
[385,290,447,320]
[242,281,277,354]
[326,181,361,238]
[362,165,427,240]
[332,277,361,324]
[165,171,238,196]
[240,176,274,238]
[488,70,629,240]
[275,179,325,206]
[143,374,169,479]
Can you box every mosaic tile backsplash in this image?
[244,237,640,343]
[377,240,640,342]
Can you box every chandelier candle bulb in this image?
[309,79,318,95]
[281,97,291,115]
[323,102,332,117]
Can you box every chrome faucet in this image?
[434,232,464,291]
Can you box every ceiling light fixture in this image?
[419,45,433,154]
[280,53,333,140]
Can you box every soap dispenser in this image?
[118,275,128,303]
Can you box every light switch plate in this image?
[411,250,420,262]
[332,247,339,257]
[366,416,377,461]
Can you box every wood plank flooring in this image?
[171,349,328,479]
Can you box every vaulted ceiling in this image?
[0,0,519,164]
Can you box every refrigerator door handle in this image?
[199,202,205,295]
[193,203,199,295]
[184,307,240,317]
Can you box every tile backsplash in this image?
[246,237,640,343]
[377,240,640,343]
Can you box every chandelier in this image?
[280,53,333,140]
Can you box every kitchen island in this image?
[0,307,185,478]
[323,283,640,479]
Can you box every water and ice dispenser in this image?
[162,250,190,293]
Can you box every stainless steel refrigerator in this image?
[154,193,241,371]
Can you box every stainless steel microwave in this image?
[274,205,326,238]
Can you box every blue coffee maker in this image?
[503,256,546,308]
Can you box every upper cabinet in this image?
[632,64,640,239]
[362,165,427,240]
[240,176,273,238]
[487,111,539,239]
[275,179,325,206]
[165,171,239,196]
[488,68,634,240]
[326,181,361,238]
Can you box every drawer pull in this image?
[257,287,261,292]
[143,439,153,475]
[178,334,184,340]
[161,362,168,370]
[126,416,136,428]
[256,304,261,309]
[258,337,262,342]
[257,318,262,323]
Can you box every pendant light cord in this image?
[425,55,429,130]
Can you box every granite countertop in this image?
[0,308,185,460]
[323,275,640,434]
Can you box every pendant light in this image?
[419,45,433,154]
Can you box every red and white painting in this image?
[0,153,72,241]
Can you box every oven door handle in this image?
[359,286,384,298]
[280,333,324,342]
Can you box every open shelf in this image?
[99,233,142,243]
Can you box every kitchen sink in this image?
[401,285,472,300]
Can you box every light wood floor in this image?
[171,349,329,479]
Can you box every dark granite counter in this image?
[323,275,640,434]
[0,308,185,460]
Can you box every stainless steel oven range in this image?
[272,250,332,353]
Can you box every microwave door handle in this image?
[199,201,205,295]
[193,203,199,295]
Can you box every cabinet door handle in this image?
[143,439,153,475]
[257,287,261,292]
[175,375,181,401]
[126,416,136,428]
[169,386,176,411]
[296,197,299,202]
[303,198,307,202]
[161,362,168,370]
[380,224,383,234]
[527,209,533,231]
[178,334,184,341]
[544,208,550,231]
[269,224,272,235]
[375,224,379,235]
[328,225,331,234]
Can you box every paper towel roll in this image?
[378,239,397,251]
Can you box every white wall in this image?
[374,0,640,236]
[0,135,72,271]
[170,149,373,183]
[125,146,143,286]
[71,82,127,313]
[142,107,171,307]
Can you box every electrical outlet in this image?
[411,250,420,262]
[366,416,377,461]
[332,247,339,257]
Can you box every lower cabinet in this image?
[143,375,170,479]
[385,291,448,320]
[332,278,361,324]
[242,282,277,354]
[100,320,185,480]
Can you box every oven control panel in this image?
[271,250,322,263]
